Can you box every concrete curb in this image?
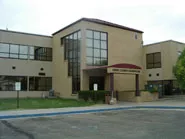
[1,106,185,120]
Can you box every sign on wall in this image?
[108,68,141,74]
[93,84,98,91]
[15,82,21,91]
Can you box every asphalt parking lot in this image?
[1,109,185,139]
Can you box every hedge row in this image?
[78,90,110,102]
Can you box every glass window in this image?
[62,30,81,94]
[0,43,52,61]
[30,46,35,55]
[33,47,52,61]
[0,76,9,91]
[86,39,93,47]
[78,31,81,39]
[100,59,108,65]
[0,53,9,58]
[10,44,19,58]
[86,30,108,66]
[154,53,161,63]
[74,33,77,40]
[146,52,161,69]
[0,76,27,91]
[101,33,107,40]
[29,77,52,91]
[86,30,93,38]
[0,43,9,58]
[101,50,107,58]
[94,31,100,39]
[87,57,93,65]
[94,40,100,48]
[20,45,28,54]
[86,48,93,57]
[101,41,107,49]
[94,49,100,57]
[10,54,18,58]
[94,58,100,65]
[146,54,153,63]
[10,44,19,54]
[0,43,9,53]
[154,63,161,68]
[19,45,28,59]
[19,55,28,59]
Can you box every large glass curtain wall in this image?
[62,30,81,94]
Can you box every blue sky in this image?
[0,0,185,44]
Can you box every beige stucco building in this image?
[0,18,183,99]
[143,40,185,96]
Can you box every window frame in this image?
[29,76,52,91]
[0,42,52,61]
[146,52,161,69]
[62,30,81,94]
[86,29,108,66]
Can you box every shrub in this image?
[78,90,110,103]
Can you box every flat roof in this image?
[144,40,185,47]
[0,29,52,38]
[52,18,143,35]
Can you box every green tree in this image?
[173,49,185,89]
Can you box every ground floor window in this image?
[0,76,52,91]
[29,77,52,91]
[0,76,27,91]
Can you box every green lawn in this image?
[0,98,95,110]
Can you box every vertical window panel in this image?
[62,30,81,93]
[101,33,107,40]
[94,31,100,39]
[86,30,93,38]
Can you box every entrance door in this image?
[89,76,105,90]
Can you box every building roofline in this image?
[143,40,185,47]
[52,18,143,35]
[0,29,52,38]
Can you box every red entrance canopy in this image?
[84,63,142,70]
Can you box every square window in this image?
[94,49,100,57]
[10,44,19,54]
[86,30,93,38]
[0,43,9,53]
[100,59,108,65]
[94,58,101,65]
[20,45,28,54]
[86,48,93,57]
[86,39,93,47]
[94,31,100,39]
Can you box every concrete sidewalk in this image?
[1,100,185,120]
